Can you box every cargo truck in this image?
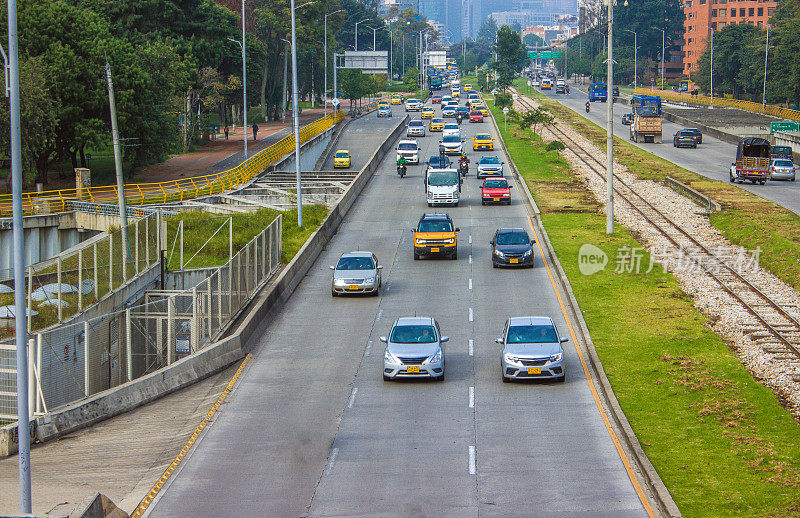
[730,137,771,184]
[629,95,662,143]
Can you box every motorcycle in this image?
[585,101,590,113]
[397,163,407,178]
[458,159,469,177]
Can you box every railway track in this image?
[514,93,800,375]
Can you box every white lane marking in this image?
[468,278,473,290]
[365,341,372,357]
[468,446,476,475]
[469,235,472,244]
[326,447,339,475]
[386,282,391,292]
[469,339,474,356]
[376,309,382,321]
[469,386,474,408]
[348,387,358,408]
[469,307,473,322]
[469,254,472,264]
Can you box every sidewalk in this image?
[133,109,326,184]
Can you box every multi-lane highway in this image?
[533,85,800,213]
[146,95,651,516]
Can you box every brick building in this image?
[683,0,778,74]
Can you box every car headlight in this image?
[503,353,519,364]
[385,350,397,363]
[334,278,347,286]
[416,239,427,245]
[426,350,442,364]
[502,193,510,197]
[549,352,563,362]
[363,277,375,285]
[522,249,532,258]
[444,238,455,244]
[494,249,505,258]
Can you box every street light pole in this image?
[290,0,303,227]
[625,29,637,90]
[324,10,345,118]
[355,18,369,52]
[652,26,665,90]
[763,24,769,107]
[228,36,247,158]
[8,0,31,511]
[699,24,714,106]
[606,0,615,234]
[381,26,393,83]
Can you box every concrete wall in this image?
[276,126,335,173]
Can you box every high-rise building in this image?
[683,0,777,74]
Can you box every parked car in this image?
[377,105,392,118]
[481,177,512,205]
[673,129,698,148]
[770,158,796,181]
[381,317,447,381]
[490,227,533,268]
[498,316,567,382]
[330,251,382,296]
[407,119,426,137]
[476,156,504,178]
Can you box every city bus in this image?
[588,83,608,102]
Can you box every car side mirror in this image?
[531,239,536,244]
[329,266,335,270]
[455,227,461,232]
[495,337,504,344]
[509,185,513,189]
[560,337,569,343]
[441,336,450,343]
[380,337,388,343]
[377,265,384,269]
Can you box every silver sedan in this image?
[498,316,567,382]
[770,158,796,181]
[330,251,382,296]
[382,317,448,381]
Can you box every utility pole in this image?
[625,29,637,90]
[8,0,31,511]
[763,24,769,107]
[105,60,131,262]
[606,0,614,234]
[290,0,303,227]
[652,26,665,90]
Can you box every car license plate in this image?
[407,366,420,373]
[493,197,500,201]
[348,285,359,290]
[528,367,541,374]
[510,258,519,264]
[431,247,439,252]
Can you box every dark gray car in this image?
[491,228,534,268]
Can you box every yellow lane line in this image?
[527,215,655,518]
[130,354,252,517]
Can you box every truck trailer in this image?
[730,137,771,184]
[629,95,662,144]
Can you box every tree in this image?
[518,106,554,135]
[492,26,529,90]
[691,23,764,100]
[523,33,544,48]
[768,1,800,104]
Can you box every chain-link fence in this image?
[0,214,282,425]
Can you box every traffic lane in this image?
[539,87,800,213]
[321,113,400,170]
[147,118,405,518]
[308,116,480,516]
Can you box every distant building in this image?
[682,0,777,74]
[521,24,577,45]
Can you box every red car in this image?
[481,177,512,205]
[431,95,442,103]
[469,110,484,122]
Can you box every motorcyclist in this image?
[458,153,469,177]
[397,155,408,177]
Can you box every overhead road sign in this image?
[342,51,388,74]
[528,51,563,60]
[770,121,799,134]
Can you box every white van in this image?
[396,139,420,164]
[425,168,461,206]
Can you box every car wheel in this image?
[729,173,734,183]
[437,371,445,382]
[502,374,510,383]
[383,374,391,382]
[414,252,420,260]
[451,250,458,260]
[557,374,566,383]
[331,289,337,297]
[793,176,796,182]
[481,200,485,206]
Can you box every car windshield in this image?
[443,135,460,143]
[418,220,453,232]
[408,99,420,104]
[336,256,375,270]
[429,157,450,167]
[475,134,491,140]
[480,156,500,164]
[484,180,508,189]
[409,121,423,127]
[427,170,459,186]
[390,325,437,344]
[497,232,528,245]
[432,119,444,124]
[774,159,794,167]
[507,324,557,344]
[335,152,349,158]
[398,143,418,150]
[470,111,480,116]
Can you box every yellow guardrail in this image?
[634,88,800,123]
[1,111,345,216]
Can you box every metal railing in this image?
[0,215,282,423]
[0,112,344,217]
[635,88,800,122]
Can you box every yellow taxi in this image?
[390,94,403,105]
[378,99,390,107]
[429,118,445,131]
[451,90,460,98]
[475,105,489,117]
[468,100,482,110]
[421,106,435,119]
[333,150,351,168]
[472,133,494,151]
[464,84,474,92]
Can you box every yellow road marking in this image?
[527,215,655,517]
[130,354,252,517]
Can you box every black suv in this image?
[490,228,535,268]
[673,129,698,148]
[682,128,703,144]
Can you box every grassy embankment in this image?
[465,76,800,517]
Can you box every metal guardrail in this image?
[635,87,800,122]
[0,112,345,217]
[663,176,721,213]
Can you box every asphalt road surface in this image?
[146,96,649,517]
[533,85,800,214]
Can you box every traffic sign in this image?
[491,89,499,95]
[527,80,532,87]
[528,51,563,60]
[512,93,519,101]
[770,121,799,133]
[503,107,510,115]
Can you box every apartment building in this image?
[683,0,778,73]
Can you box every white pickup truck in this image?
[425,168,461,207]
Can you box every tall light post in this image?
[227,37,247,158]
[381,26,393,83]
[367,26,379,51]
[605,0,616,234]
[324,9,345,117]
[652,26,665,90]
[698,24,714,106]
[8,0,31,511]
[763,24,770,107]
[355,18,369,51]
[624,29,637,90]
